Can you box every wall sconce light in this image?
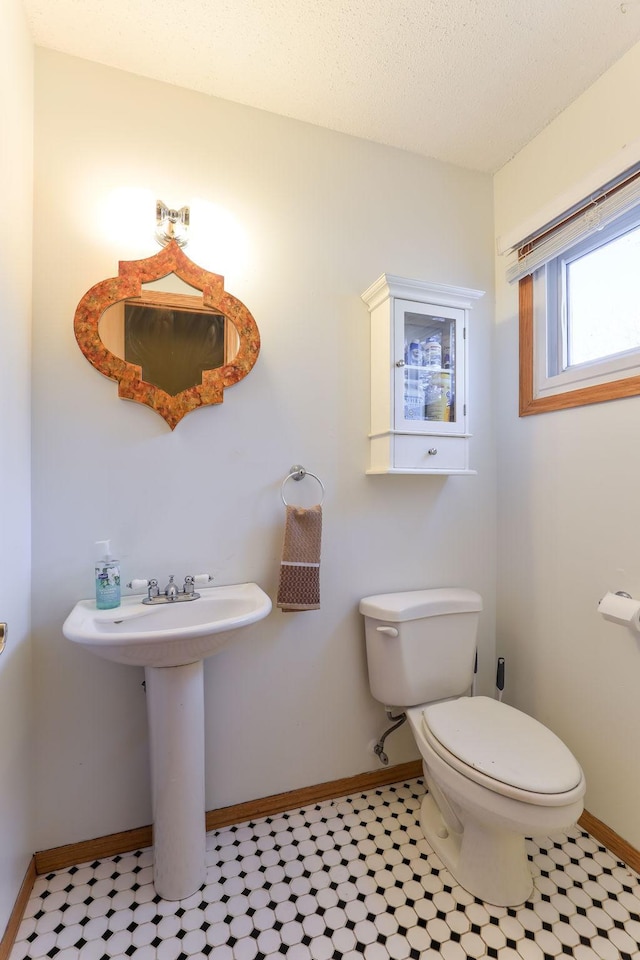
[155,201,190,247]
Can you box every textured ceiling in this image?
[22,0,640,173]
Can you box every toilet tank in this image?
[360,588,482,707]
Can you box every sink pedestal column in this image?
[145,660,206,901]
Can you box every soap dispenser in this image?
[95,540,121,610]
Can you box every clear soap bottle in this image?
[95,540,121,610]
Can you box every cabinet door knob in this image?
[428,448,438,456]
[395,360,405,367]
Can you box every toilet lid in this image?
[422,697,583,794]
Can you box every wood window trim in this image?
[519,274,640,416]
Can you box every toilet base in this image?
[419,791,534,907]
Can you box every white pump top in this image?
[96,539,113,560]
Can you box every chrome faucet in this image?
[164,575,180,601]
[125,574,213,605]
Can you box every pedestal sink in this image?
[63,582,272,900]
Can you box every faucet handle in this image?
[127,578,150,591]
[193,574,214,586]
[183,575,195,595]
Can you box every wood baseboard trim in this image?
[33,765,639,883]
[579,809,640,875]
[204,761,423,832]
[35,825,153,876]
[0,857,36,960]
[35,761,423,875]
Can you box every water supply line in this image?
[373,708,407,765]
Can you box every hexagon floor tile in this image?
[10,779,640,959]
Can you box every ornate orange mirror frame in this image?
[74,240,260,429]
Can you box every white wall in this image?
[494,41,640,848]
[0,0,33,934]
[32,49,496,851]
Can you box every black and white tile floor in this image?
[10,779,640,960]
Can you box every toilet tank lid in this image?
[359,588,483,622]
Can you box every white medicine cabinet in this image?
[361,274,485,475]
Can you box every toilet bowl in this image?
[360,588,586,907]
[406,696,585,906]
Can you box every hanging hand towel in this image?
[277,504,322,611]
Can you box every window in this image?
[565,222,640,366]
[512,165,640,415]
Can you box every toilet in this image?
[360,588,586,907]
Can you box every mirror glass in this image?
[99,277,240,396]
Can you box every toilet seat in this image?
[421,697,585,804]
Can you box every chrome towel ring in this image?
[281,464,325,506]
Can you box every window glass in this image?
[565,223,640,367]
[402,312,456,424]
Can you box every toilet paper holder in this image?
[597,590,632,603]
[597,590,640,631]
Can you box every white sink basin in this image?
[63,581,272,667]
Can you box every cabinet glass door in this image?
[394,299,465,433]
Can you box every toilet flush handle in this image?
[376,626,399,637]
